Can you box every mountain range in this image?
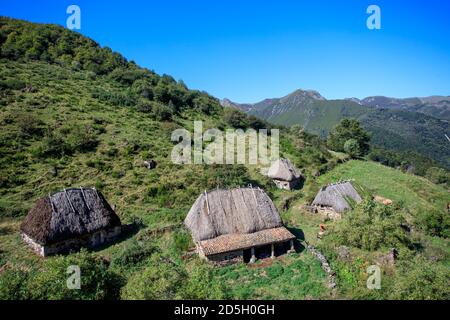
[222,90,450,170]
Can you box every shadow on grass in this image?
[287,227,306,254]
[90,221,144,253]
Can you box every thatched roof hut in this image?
[267,158,302,190]
[311,181,362,213]
[185,187,295,263]
[21,188,121,256]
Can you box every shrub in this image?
[223,108,249,129]
[426,167,450,186]
[415,209,449,238]
[171,230,192,254]
[1,251,121,300]
[120,254,187,300]
[15,113,45,137]
[344,138,362,158]
[0,269,31,300]
[152,101,173,121]
[0,78,26,90]
[32,133,70,158]
[327,200,410,251]
[327,119,370,156]
[389,255,449,300]
[66,124,99,153]
[181,262,228,299]
[111,240,157,269]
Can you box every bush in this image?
[415,209,449,238]
[223,108,249,129]
[171,230,192,254]
[32,133,70,158]
[120,254,186,300]
[66,124,99,153]
[29,250,120,300]
[111,240,157,269]
[181,262,228,299]
[327,200,410,251]
[426,167,450,186]
[15,113,45,137]
[152,101,173,121]
[0,251,121,300]
[0,269,31,300]
[389,255,449,300]
[0,78,26,90]
[344,138,362,158]
[327,119,370,156]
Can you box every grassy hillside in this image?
[317,160,449,214]
[285,160,449,299]
[0,18,448,300]
[239,90,450,170]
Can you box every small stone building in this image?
[310,181,362,219]
[20,187,122,257]
[267,158,302,190]
[185,187,295,264]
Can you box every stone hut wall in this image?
[22,226,121,257]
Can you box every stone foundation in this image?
[22,226,122,257]
[273,178,300,190]
[198,240,294,265]
[310,206,342,220]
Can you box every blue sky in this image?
[1,0,449,102]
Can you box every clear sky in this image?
[1,0,449,102]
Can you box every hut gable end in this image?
[185,188,283,242]
[267,158,301,182]
[311,181,362,213]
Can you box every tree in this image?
[328,200,410,251]
[344,138,362,158]
[327,119,370,156]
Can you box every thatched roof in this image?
[267,158,301,181]
[185,187,287,242]
[20,188,121,245]
[311,181,362,213]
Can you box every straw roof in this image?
[311,181,362,213]
[20,188,121,245]
[267,158,301,181]
[185,187,286,242]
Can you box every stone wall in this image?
[314,206,342,220]
[273,179,299,190]
[22,226,122,257]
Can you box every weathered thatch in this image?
[21,188,121,245]
[311,181,362,213]
[185,187,285,242]
[267,158,301,182]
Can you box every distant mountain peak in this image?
[288,89,326,101]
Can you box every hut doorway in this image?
[243,245,274,263]
[243,248,252,263]
[256,245,272,259]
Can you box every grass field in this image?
[317,160,449,214]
